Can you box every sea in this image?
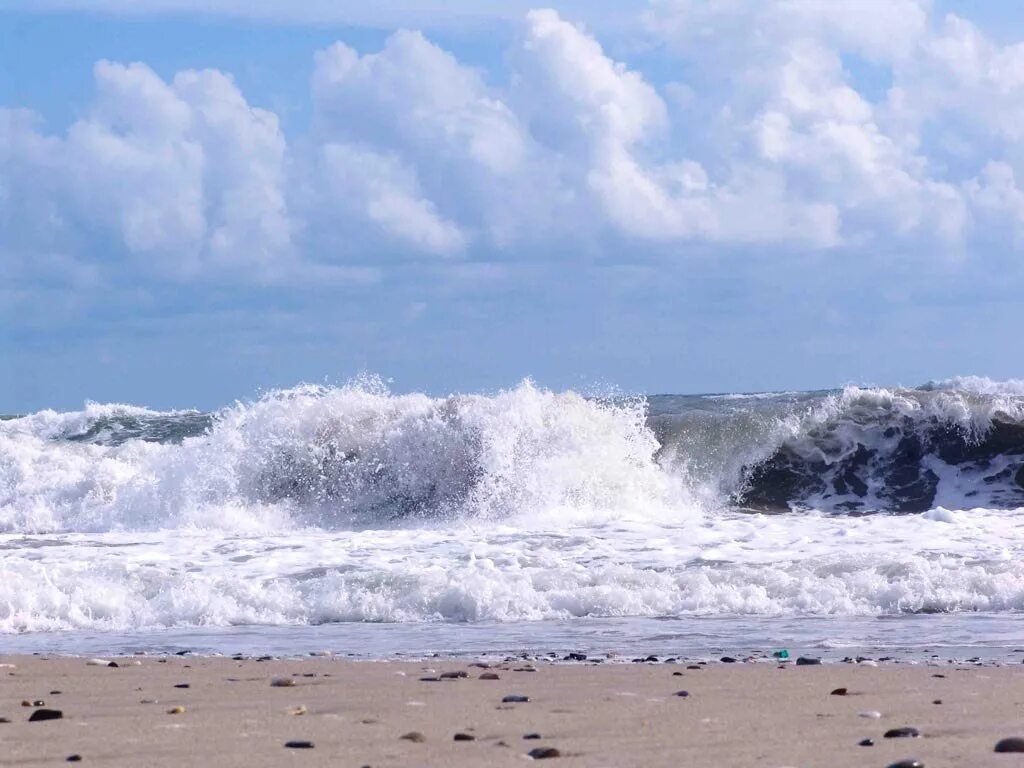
[2,375,1023,661]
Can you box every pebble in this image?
[994,737,1024,753]
[173,684,190,689]
[453,733,476,741]
[107,662,119,668]
[686,665,702,670]
[672,671,683,676]
[829,688,847,696]
[400,731,425,743]
[720,656,737,664]
[932,699,942,705]
[270,678,296,687]
[419,677,441,682]
[66,756,82,762]
[858,738,874,746]
[528,747,561,759]
[284,741,314,749]
[440,671,468,679]
[0,718,10,724]
[796,657,821,666]
[674,690,690,698]
[858,710,882,719]
[884,727,921,739]
[167,706,185,714]
[502,695,530,703]
[28,709,63,722]
[886,762,924,768]
[479,672,500,680]
[524,733,542,740]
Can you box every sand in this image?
[2,654,1023,766]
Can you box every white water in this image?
[3,378,1024,643]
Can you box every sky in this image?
[3,0,1024,411]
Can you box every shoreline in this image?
[3,654,1024,766]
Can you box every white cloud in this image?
[3,61,292,280]
[8,2,1024,288]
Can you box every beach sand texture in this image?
[2,655,1024,766]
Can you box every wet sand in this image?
[2,654,1023,766]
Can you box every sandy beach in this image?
[2,654,1023,766]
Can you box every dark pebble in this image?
[50,691,62,695]
[933,699,942,705]
[418,677,441,682]
[932,674,945,678]
[453,733,475,741]
[686,665,701,670]
[440,671,468,679]
[994,737,1024,753]
[29,709,63,722]
[107,662,118,668]
[479,672,500,680]
[796,657,822,666]
[173,684,190,689]
[858,738,874,746]
[524,733,542,740]
[884,727,921,738]
[674,690,690,698]
[886,762,924,768]
[502,695,529,703]
[0,718,10,724]
[66,756,82,762]
[174,650,190,656]
[720,656,737,663]
[830,687,847,696]
[528,747,561,759]
[284,741,314,749]
[400,732,425,743]
[672,671,683,676]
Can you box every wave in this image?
[0,379,676,534]
[4,377,1024,536]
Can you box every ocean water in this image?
[3,376,1024,658]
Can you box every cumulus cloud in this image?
[6,2,1024,287]
[2,61,291,280]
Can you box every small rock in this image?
[440,671,468,679]
[0,718,10,724]
[453,733,476,741]
[528,747,561,759]
[284,741,314,749]
[419,677,441,682]
[107,662,119,668]
[28,709,63,722]
[66,755,82,762]
[686,665,702,670]
[674,690,690,698]
[830,687,847,696]
[166,706,185,714]
[502,695,529,703]
[858,738,874,746]
[524,733,542,739]
[932,699,942,705]
[796,656,821,666]
[173,683,190,689]
[858,710,882,719]
[479,672,500,680]
[400,731,425,743]
[50,691,62,695]
[672,671,683,676]
[994,737,1024,753]
[270,678,295,687]
[720,656,737,663]
[884,727,921,739]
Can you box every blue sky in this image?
[3,1,1024,411]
